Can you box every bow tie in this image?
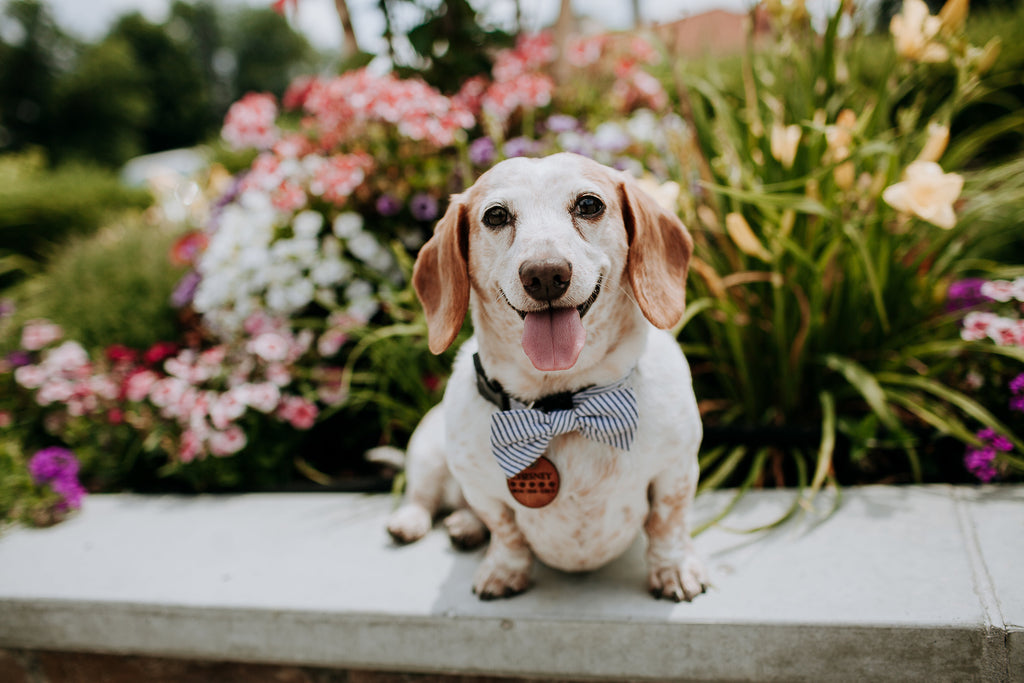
[486,372,639,478]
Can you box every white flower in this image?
[311,258,352,287]
[333,212,364,239]
[292,210,324,239]
[882,160,963,229]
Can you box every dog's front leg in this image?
[464,494,533,599]
[645,464,709,601]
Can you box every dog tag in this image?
[507,456,560,508]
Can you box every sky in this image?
[28,0,763,54]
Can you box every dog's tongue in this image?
[521,308,586,371]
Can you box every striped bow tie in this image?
[489,376,639,478]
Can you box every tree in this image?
[0,0,75,153]
[227,7,317,101]
[106,13,212,152]
[50,38,151,166]
[397,0,514,93]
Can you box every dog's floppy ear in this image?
[618,177,694,330]
[413,194,470,354]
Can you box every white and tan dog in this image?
[387,152,708,601]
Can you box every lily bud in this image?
[916,121,950,163]
[725,213,773,261]
[939,0,969,35]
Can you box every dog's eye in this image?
[574,195,604,217]
[483,205,510,228]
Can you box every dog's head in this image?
[413,153,693,371]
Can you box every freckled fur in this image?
[389,153,708,601]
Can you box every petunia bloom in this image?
[882,160,963,229]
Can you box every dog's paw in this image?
[386,504,433,545]
[472,556,531,600]
[443,509,489,550]
[648,555,709,602]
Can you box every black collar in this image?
[473,353,578,413]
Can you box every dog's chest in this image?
[510,433,650,571]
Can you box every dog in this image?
[386,152,708,601]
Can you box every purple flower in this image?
[29,446,80,482]
[503,136,538,158]
[1010,373,1024,396]
[946,278,989,312]
[544,114,579,133]
[469,136,496,166]
[170,271,202,309]
[375,194,403,217]
[28,447,86,511]
[964,446,997,482]
[410,193,439,222]
[1011,395,1024,414]
[6,350,32,367]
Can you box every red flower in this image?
[271,0,298,16]
[144,341,179,366]
[105,344,138,365]
[169,231,209,267]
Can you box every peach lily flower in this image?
[882,160,963,230]
[890,0,949,63]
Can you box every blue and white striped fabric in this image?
[489,375,639,478]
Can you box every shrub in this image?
[11,217,186,352]
[0,150,151,275]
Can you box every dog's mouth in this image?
[501,277,602,372]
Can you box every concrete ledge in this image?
[0,485,1021,681]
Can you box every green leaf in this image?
[877,373,1024,453]
[824,355,902,432]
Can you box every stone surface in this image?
[0,485,1020,681]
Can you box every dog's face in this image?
[413,153,693,371]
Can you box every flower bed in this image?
[2,0,1023,526]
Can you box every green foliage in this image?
[12,218,186,352]
[0,150,150,274]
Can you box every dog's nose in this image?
[519,258,572,302]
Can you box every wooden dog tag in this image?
[507,456,560,508]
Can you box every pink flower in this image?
[14,364,46,390]
[210,389,247,430]
[208,425,248,456]
[238,381,281,413]
[243,312,282,336]
[249,332,291,362]
[317,328,348,357]
[961,311,999,342]
[567,36,604,68]
[36,379,74,406]
[278,395,318,429]
[266,362,292,387]
[20,319,63,351]
[308,153,372,205]
[222,92,279,150]
[149,377,189,410]
[271,180,307,212]
[981,280,1021,303]
[124,369,159,402]
[179,429,204,463]
[43,341,89,373]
